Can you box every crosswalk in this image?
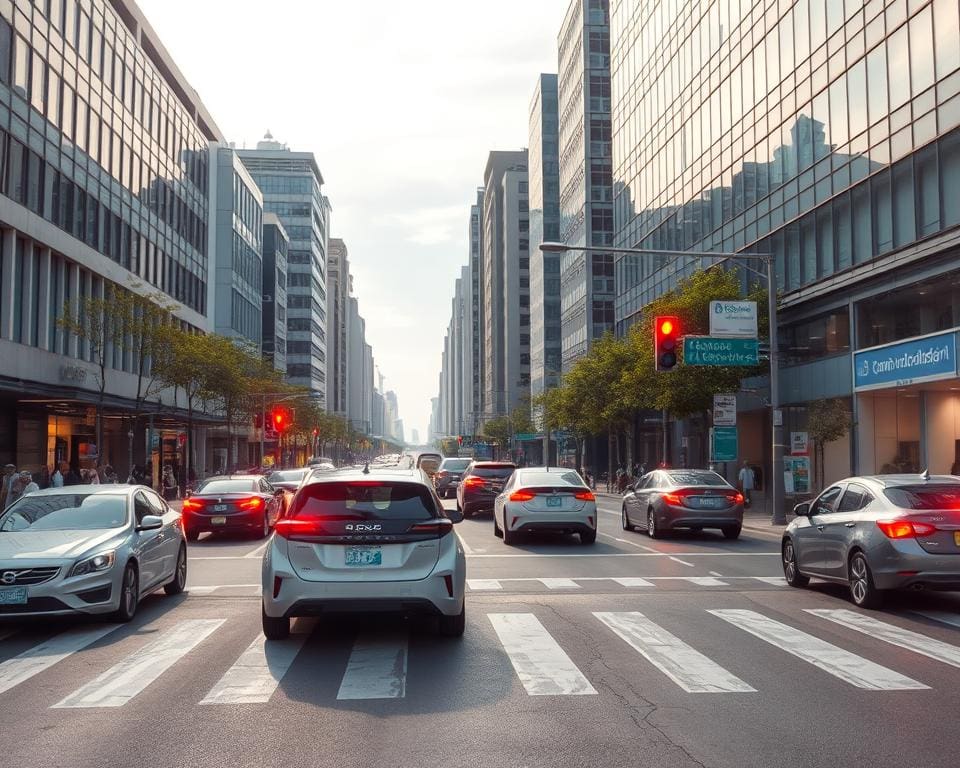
[466,575,785,590]
[1,605,959,709]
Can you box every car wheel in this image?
[647,509,661,539]
[257,513,270,539]
[782,538,810,588]
[164,544,187,595]
[580,529,597,545]
[262,603,290,640]
[185,528,200,542]
[722,525,742,540]
[113,563,139,622]
[849,551,883,608]
[502,517,516,545]
[439,603,466,638]
[493,512,503,538]
[621,506,631,531]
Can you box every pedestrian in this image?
[162,465,178,501]
[86,467,101,485]
[51,464,64,488]
[738,460,755,508]
[8,470,39,506]
[38,465,51,489]
[62,461,82,486]
[0,463,16,509]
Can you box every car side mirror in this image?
[446,506,464,524]
[136,515,163,532]
[793,502,810,517]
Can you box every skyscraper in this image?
[261,213,289,373]
[326,237,350,416]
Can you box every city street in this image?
[2,496,960,768]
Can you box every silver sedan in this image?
[0,486,187,622]
[782,473,960,608]
[493,467,597,545]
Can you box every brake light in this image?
[575,490,595,501]
[239,497,265,511]
[509,490,536,502]
[182,498,202,512]
[408,519,453,537]
[663,491,689,506]
[274,519,324,539]
[464,476,485,488]
[732,492,744,504]
[876,520,937,538]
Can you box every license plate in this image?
[213,504,228,512]
[211,516,227,525]
[700,497,725,508]
[546,496,563,508]
[0,586,27,605]
[345,546,382,567]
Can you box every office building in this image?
[610,0,960,482]
[238,135,329,406]
[261,213,288,373]
[468,190,484,430]
[346,295,373,435]
[557,0,615,370]
[327,237,349,416]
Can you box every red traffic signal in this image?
[271,407,291,433]
[654,315,680,372]
[457,435,463,447]
[312,428,319,437]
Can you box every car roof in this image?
[841,474,960,488]
[201,475,261,482]
[304,467,429,486]
[470,462,517,468]
[18,485,138,496]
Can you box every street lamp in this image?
[540,241,785,525]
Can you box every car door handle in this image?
[844,522,856,528]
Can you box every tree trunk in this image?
[607,429,615,493]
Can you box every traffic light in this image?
[654,315,680,372]
[271,407,291,433]
[312,428,319,438]
[457,435,463,447]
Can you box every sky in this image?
[137,0,567,443]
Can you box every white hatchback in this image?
[261,468,466,639]
[493,467,597,545]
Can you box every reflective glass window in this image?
[934,0,960,78]
[867,44,888,123]
[909,6,935,96]
[888,26,910,109]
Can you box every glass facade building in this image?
[610,0,960,480]
[261,213,288,374]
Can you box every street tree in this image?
[807,398,852,490]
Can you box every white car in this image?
[0,486,187,621]
[261,467,466,639]
[493,467,597,545]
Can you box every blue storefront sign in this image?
[853,331,958,391]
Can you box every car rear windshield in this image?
[518,471,584,487]
[267,470,307,483]
[470,465,517,478]
[0,494,128,531]
[883,485,960,510]
[292,481,437,521]
[440,459,471,471]
[197,479,258,494]
[666,471,729,487]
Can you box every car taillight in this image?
[663,491,689,505]
[274,518,324,539]
[408,519,453,537]
[464,476,485,488]
[726,492,745,504]
[575,490,595,501]
[239,497,265,511]
[182,498,202,512]
[877,520,937,539]
[509,490,536,502]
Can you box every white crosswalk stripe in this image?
[710,609,928,690]
[467,579,503,590]
[538,578,580,589]
[595,611,754,693]
[200,633,308,705]
[913,611,960,630]
[53,619,225,708]
[612,577,654,587]
[752,576,787,586]
[808,609,960,668]
[336,632,407,700]
[0,625,121,696]
[682,577,727,586]
[488,613,596,695]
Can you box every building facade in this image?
[0,0,221,478]
[345,295,373,435]
[557,0,615,371]
[528,73,563,417]
[610,0,960,484]
[238,136,328,406]
[468,190,484,429]
[261,213,288,373]
[326,237,349,416]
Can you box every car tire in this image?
[580,529,597,545]
[782,538,810,588]
[185,528,200,542]
[722,525,742,540]
[493,512,503,538]
[439,603,466,638]
[647,509,661,539]
[849,551,883,608]
[502,518,516,545]
[256,513,270,539]
[262,603,290,640]
[164,544,187,595]
[113,563,139,622]
[621,506,631,531]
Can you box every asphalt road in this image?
[2,494,960,768]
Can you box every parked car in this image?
[261,467,465,639]
[457,461,517,517]
[0,486,186,621]
[434,457,472,499]
[622,469,744,539]
[416,453,443,476]
[782,473,960,608]
[181,475,283,540]
[493,467,597,545]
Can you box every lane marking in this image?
[467,552,779,559]
[807,609,960,669]
[467,579,502,591]
[539,578,581,589]
[456,533,475,555]
[244,543,269,559]
[201,633,308,704]
[336,632,407,700]
[608,534,659,553]
[612,577,654,588]
[187,583,261,594]
[187,586,218,595]
[709,571,723,577]
[710,609,927,690]
[683,577,727,586]
[669,557,695,567]
[594,611,754,693]
[753,576,787,586]
[53,619,225,708]
[488,613,596,696]
[0,625,121,695]
[912,611,960,630]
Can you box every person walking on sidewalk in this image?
[738,460,755,508]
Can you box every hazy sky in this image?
[137,0,566,441]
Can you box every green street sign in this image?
[711,426,738,462]
[514,433,544,441]
[683,336,759,366]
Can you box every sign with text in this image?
[854,331,957,390]
[710,426,738,462]
[710,300,758,337]
[790,431,809,455]
[713,394,737,426]
[684,337,759,366]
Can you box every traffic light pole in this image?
[260,393,265,467]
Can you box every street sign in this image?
[683,337,759,366]
[709,300,758,337]
[711,426,738,462]
[791,431,809,455]
[514,432,544,441]
[713,394,737,426]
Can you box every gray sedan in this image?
[782,473,960,608]
[622,469,745,539]
[0,486,186,621]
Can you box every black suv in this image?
[434,458,472,498]
[457,462,517,517]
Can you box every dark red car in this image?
[181,475,283,540]
[456,462,517,517]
